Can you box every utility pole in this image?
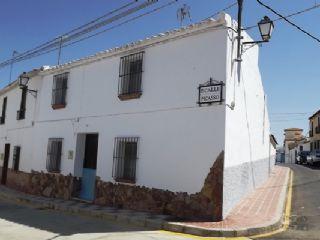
[236,0,243,62]
[57,36,63,65]
[57,35,68,65]
[9,50,18,85]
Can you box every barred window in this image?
[112,137,139,183]
[52,73,68,109]
[0,97,7,125]
[46,138,63,173]
[12,146,21,171]
[118,52,144,100]
[17,88,27,120]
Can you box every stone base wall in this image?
[1,168,76,200]
[0,151,224,220]
[95,151,224,220]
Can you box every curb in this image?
[0,167,291,238]
[162,168,291,237]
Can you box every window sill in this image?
[114,178,136,184]
[118,92,142,101]
[52,104,66,110]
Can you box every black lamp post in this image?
[236,0,274,61]
[18,72,38,97]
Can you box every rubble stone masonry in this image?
[0,151,224,220]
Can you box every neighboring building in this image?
[309,110,320,152]
[283,128,304,163]
[0,13,275,220]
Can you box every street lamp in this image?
[18,72,29,88]
[258,16,274,42]
[236,0,275,62]
[18,72,38,97]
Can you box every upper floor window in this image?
[112,137,139,183]
[0,97,7,125]
[17,88,27,120]
[46,138,63,173]
[118,52,144,100]
[52,73,68,109]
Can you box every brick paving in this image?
[176,165,290,231]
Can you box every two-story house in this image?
[0,13,275,221]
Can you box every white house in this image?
[0,13,275,220]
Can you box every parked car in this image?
[307,150,320,165]
[296,151,310,164]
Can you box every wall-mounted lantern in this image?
[18,72,37,97]
[258,16,274,42]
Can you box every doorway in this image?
[1,144,10,185]
[79,134,99,201]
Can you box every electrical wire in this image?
[202,1,237,20]
[5,0,139,63]
[255,0,320,44]
[3,0,179,64]
[245,3,320,30]
[0,0,160,69]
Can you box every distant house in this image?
[309,110,320,152]
[0,13,275,220]
[283,128,304,163]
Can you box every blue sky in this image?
[0,0,319,144]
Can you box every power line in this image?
[0,0,160,69]
[255,0,320,44]
[270,112,313,115]
[5,0,179,64]
[245,3,320,30]
[202,2,237,20]
[6,0,139,64]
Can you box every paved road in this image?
[258,164,320,240]
[0,199,199,240]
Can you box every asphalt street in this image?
[258,164,320,240]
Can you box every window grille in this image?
[12,146,21,171]
[112,137,139,183]
[0,97,7,124]
[52,73,68,108]
[17,88,27,120]
[46,138,63,173]
[118,52,144,99]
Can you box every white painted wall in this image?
[0,14,273,220]
[222,16,274,217]
[0,17,229,194]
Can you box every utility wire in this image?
[202,1,237,20]
[5,0,179,64]
[245,3,320,30]
[0,0,159,69]
[4,0,138,65]
[256,0,320,44]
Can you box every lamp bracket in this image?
[242,40,269,45]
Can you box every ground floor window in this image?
[12,146,21,171]
[46,138,63,173]
[112,137,139,183]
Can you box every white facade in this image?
[0,13,274,218]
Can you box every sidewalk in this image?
[0,165,290,238]
[166,165,291,237]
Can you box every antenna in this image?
[177,4,191,26]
